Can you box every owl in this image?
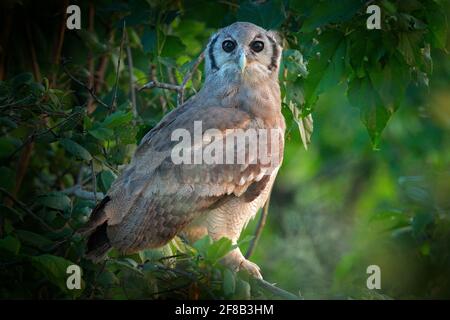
[83,22,285,279]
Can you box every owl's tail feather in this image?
[85,222,112,263]
[77,196,112,263]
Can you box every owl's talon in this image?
[239,259,263,279]
[222,250,263,279]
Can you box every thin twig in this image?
[245,190,271,259]
[0,187,54,232]
[178,52,205,105]
[95,28,114,94]
[125,29,137,118]
[111,20,126,112]
[62,63,109,108]
[92,155,119,174]
[6,110,82,162]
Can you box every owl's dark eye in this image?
[222,40,236,53]
[250,41,264,52]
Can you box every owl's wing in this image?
[99,101,282,252]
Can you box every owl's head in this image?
[204,22,282,82]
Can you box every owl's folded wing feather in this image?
[95,104,282,253]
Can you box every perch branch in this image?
[255,278,301,300]
[139,52,205,107]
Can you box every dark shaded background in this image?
[0,0,449,299]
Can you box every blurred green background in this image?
[0,0,449,299]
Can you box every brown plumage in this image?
[83,22,285,279]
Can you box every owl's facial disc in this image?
[206,24,281,82]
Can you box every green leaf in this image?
[77,29,108,53]
[60,138,92,161]
[98,170,117,193]
[0,235,21,255]
[0,117,18,129]
[0,137,17,159]
[223,268,236,296]
[237,235,254,246]
[161,35,186,58]
[31,254,77,293]
[89,127,114,141]
[36,192,71,211]
[16,230,53,250]
[237,0,286,29]
[347,54,409,147]
[424,0,448,49]
[142,26,157,54]
[0,166,16,192]
[397,32,424,66]
[206,237,234,263]
[11,72,33,89]
[301,0,365,32]
[193,235,213,257]
[304,32,346,111]
[282,50,308,80]
[115,125,138,144]
[347,75,392,148]
[412,212,434,236]
[102,111,133,129]
[370,210,410,232]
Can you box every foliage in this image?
[0,0,449,299]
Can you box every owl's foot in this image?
[239,259,263,279]
[222,248,263,279]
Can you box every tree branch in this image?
[178,52,205,105]
[255,278,302,300]
[139,80,181,92]
[139,52,205,107]
[62,185,104,201]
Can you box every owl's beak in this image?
[238,51,247,73]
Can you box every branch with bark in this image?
[62,185,104,201]
[139,52,205,107]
